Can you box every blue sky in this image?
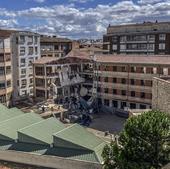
[0,0,170,39]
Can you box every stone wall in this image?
[152,77,170,115]
[0,150,102,169]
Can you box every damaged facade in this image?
[33,49,170,111]
[33,50,93,102]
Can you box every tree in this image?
[102,111,170,169]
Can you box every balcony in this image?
[97,92,151,104]
[96,71,160,80]
[46,72,59,78]
[95,81,152,93]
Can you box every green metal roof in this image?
[0,104,105,164]
[0,105,23,122]
[0,113,43,141]
[53,124,105,151]
[0,140,100,163]
[18,117,65,145]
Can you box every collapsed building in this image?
[33,50,170,114]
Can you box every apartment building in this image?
[40,35,72,58]
[11,31,40,102]
[103,21,170,55]
[33,51,91,101]
[0,32,13,106]
[94,55,170,110]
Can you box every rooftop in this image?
[106,21,170,34]
[33,57,58,64]
[96,55,170,65]
[18,117,65,145]
[0,104,106,164]
[40,36,72,43]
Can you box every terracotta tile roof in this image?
[95,55,170,65]
[40,36,72,43]
[33,57,58,64]
[0,29,16,37]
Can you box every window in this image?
[120,36,126,42]
[121,90,126,96]
[0,40,3,49]
[0,67,5,75]
[120,44,126,50]
[20,58,26,66]
[104,88,108,93]
[28,36,33,44]
[0,82,5,89]
[130,103,136,109]
[140,92,145,98]
[112,44,117,50]
[113,66,117,71]
[7,80,11,87]
[21,79,27,87]
[34,36,38,44]
[104,77,108,82]
[20,47,25,55]
[35,67,44,76]
[0,54,4,62]
[112,100,118,108]
[28,47,34,55]
[113,78,117,83]
[104,99,110,106]
[163,68,168,75]
[0,95,6,103]
[21,69,26,75]
[147,44,154,50]
[131,67,136,73]
[35,47,38,55]
[159,34,166,41]
[97,87,101,92]
[20,36,25,43]
[21,90,27,96]
[159,43,165,50]
[140,104,146,109]
[121,102,127,109]
[112,36,117,43]
[113,89,117,94]
[30,88,33,94]
[141,80,145,86]
[131,91,135,97]
[121,66,126,72]
[121,78,126,84]
[5,66,11,74]
[130,79,135,85]
[36,89,45,98]
[54,45,59,50]
[30,78,33,84]
[148,35,155,41]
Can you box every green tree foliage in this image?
[102,111,170,169]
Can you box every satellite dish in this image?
[80,87,88,97]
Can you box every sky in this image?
[0,0,170,39]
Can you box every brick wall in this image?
[152,77,170,115]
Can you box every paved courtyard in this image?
[87,113,127,141]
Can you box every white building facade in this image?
[11,31,40,102]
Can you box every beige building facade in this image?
[0,35,13,106]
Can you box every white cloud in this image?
[138,0,167,4]
[0,19,18,28]
[69,0,93,3]
[0,0,170,38]
[33,0,46,3]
